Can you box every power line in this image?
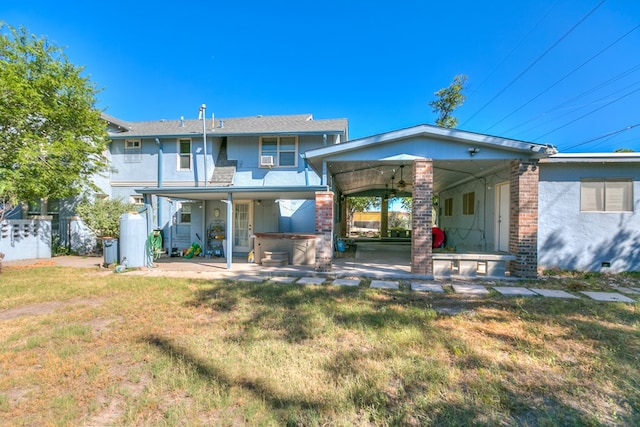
[461,0,606,127]
[485,22,640,132]
[503,62,640,136]
[465,1,560,100]
[532,85,640,141]
[563,123,640,151]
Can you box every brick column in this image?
[509,160,539,278]
[381,197,389,238]
[315,191,334,271]
[411,160,433,275]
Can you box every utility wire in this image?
[461,0,606,127]
[563,123,640,151]
[504,62,640,135]
[485,22,640,132]
[466,1,560,101]
[512,79,640,138]
[532,85,640,141]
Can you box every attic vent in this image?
[260,155,274,167]
[306,115,313,121]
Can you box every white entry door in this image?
[495,182,510,252]
[233,201,253,253]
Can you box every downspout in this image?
[226,192,233,270]
[300,153,310,186]
[154,138,163,229]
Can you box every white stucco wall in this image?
[538,162,640,272]
[436,170,510,253]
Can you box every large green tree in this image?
[429,74,467,128]
[0,24,108,219]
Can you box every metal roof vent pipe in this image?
[219,119,224,129]
[179,116,185,127]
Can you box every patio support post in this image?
[411,159,433,275]
[508,160,539,278]
[315,191,334,271]
[226,192,233,270]
[381,197,389,238]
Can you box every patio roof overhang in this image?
[134,185,329,201]
[303,125,556,196]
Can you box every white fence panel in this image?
[0,219,52,261]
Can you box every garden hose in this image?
[147,231,163,262]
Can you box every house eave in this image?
[108,130,346,140]
[134,185,329,201]
[305,124,556,160]
[540,153,640,163]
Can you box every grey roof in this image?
[101,113,131,132]
[105,113,348,138]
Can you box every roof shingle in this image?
[105,113,348,138]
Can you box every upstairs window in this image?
[124,139,141,162]
[463,192,475,215]
[178,139,192,170]
[581,178,632,212]
[260,136,297,167]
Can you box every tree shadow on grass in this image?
[184,279,639,424]
[188,280,439,344]
[140,334,327,417]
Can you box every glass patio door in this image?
[233,201,253,253]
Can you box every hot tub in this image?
[253,233,316,265]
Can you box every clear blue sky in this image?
[3,0,640,152]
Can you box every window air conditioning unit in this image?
[260,155,274,167]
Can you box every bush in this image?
[75,197,137,238]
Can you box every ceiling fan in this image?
[389,175,397,198]
[397,165,409,190]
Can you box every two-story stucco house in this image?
[103,113,347,266]
[5,110,639,277]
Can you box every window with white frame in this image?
[580,178,632,212]
[179,204,192,224]
[178,139,192,170]
[124,139,141,162]
[130,196,144,206]
[260,136,297,167]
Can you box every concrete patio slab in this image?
[411,283,445,293]
[296,277,327,285]
[433,306,475,316]
[233,275,265,283]
[267,276,297,284]
[332,278,361,287]
[452,284,490,295]
[530,289,580,299]
[580,292,637,303]
[493,286,537,296]
[609,286,640,295]
[370,280,399,289]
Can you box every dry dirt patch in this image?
[0,297,107,320]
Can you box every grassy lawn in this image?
[0,267,638,426]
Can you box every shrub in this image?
[75,197,137,238]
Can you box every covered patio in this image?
[304,125,556,278]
